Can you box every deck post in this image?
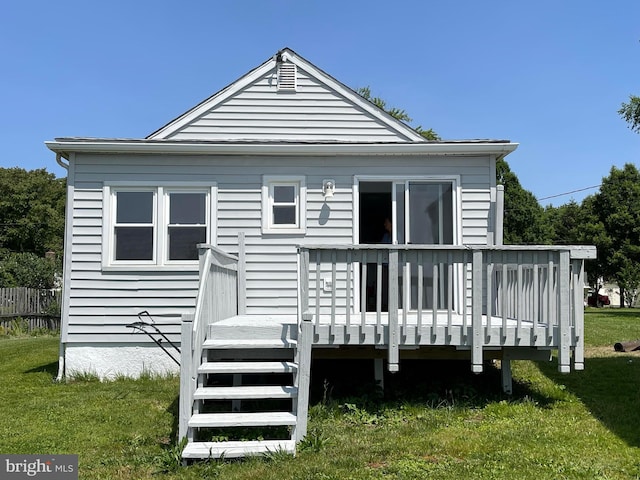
[471,249,484,373]
[572,258,585,370]
[294,316,313,443]
[558,250,571,373]
[501,349,513,395]
[496,185,504,246]
[374,358,384,390]
[387,248,399,373]
[179,314,194,443]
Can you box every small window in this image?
[262,176,306,234]
[167,192,207,261]
[114,191,155,261]
[272,185,297,225]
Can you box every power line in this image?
[537,184,601,202]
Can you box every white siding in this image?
[65,153,492,343]
[165,67,412,142]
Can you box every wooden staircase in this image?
[181,319,310,460]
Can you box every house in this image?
[46,48,595,459]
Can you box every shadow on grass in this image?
[167,394,180,443]
[309,358,549,410]
[538,354,640,447]
[25,361,58,377]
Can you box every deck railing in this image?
[179,244,239,442]
[298,244,595,373]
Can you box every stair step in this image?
[198,361,297,374]
[189,411,297,428]
[203,339,297,349]
[194,385,297,400]
[183,440,295,459]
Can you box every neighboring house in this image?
[46,48,595,459]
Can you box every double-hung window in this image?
[113,190,156,262]
[262,176,306,234]
[167,191,207,261]
[106,185,213,268]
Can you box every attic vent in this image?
[277,62,297,91]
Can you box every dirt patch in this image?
[585,346,640,358]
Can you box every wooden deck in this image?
[178,242,596,459]
[210,312,564,348]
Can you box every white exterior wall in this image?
[65,153,492,334]
[164,67,412,142]
[63,152,493,376]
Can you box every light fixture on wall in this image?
[322,179,335,199]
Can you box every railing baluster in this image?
[299,248,309,324]
[533,252,539,339]
[447,251,453,339]
[432,257,438,337]
[361,251,367,328]
[417,251,423,337]
[346,250,352,330]
[401,250,407,331]
[331,250,337,334]
[486,251,493,331]
[462,251,468,340]
[376,250,382,337]
[501,260,508,337]
[517,252,523,339]
[547,255,553,342]
[315,251,321,328]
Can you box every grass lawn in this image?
[1,308,639,479]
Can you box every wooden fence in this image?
[0,287,61,332]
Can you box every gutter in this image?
[55,153,69,171]
[54,153,69,381]
[45,140,519,158]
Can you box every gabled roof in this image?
[147,48,427,143]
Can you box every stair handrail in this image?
[179,244,239,443]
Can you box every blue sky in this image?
[2,0,638,206]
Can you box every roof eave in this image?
[45,140,518,158]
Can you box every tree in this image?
[545,200,583,245]
[619,95,640,133]
[591,164,640,307]
[617,259,640,307]
[497,159,551,244]
[0,168,66,290]
[0,251,59,289]
[357,87,440,140]
[0,168,66,256]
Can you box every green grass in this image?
[1,310,639,479]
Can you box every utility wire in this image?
[537,184,601,201]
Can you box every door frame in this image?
[353,175,462,246]
[353,175,463,314]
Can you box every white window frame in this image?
[262,175,306,234]
[110,187,158,266]
[103,182,217,271]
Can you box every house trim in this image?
[46,140,519,158]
